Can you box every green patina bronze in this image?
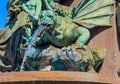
[0,0,114,72]
[116,0,120,33]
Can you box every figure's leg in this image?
[63,27,90,51]
[74,28,90,51]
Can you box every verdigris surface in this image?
[0,0,114,72]
[116,0,120,33]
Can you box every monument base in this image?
[0,71,120,84]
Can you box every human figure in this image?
[0,0,31,71]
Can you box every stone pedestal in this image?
[0,71,119,84]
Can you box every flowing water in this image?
[20,25,45,71]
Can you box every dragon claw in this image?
[62,43,87,53]
[62,46,76,52]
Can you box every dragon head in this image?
[40,10,58,30]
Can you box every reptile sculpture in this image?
[36,0,114,51]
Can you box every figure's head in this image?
[40,10,57,30]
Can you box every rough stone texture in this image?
[88,2,120,77]
[0,71,119,84]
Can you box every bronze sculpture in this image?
[0,0,114,72]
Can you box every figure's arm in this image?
[48,0,55,9]
[34,0,42,20]
[42,0,53,10]
[47,0,61,10]
[20,1,34,17]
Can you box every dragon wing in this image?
[71,0,115,28]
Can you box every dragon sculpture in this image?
[37,0,114,51]
[33,0,114,71]
[0,0,114,72]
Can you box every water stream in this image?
[20,25,45,71]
